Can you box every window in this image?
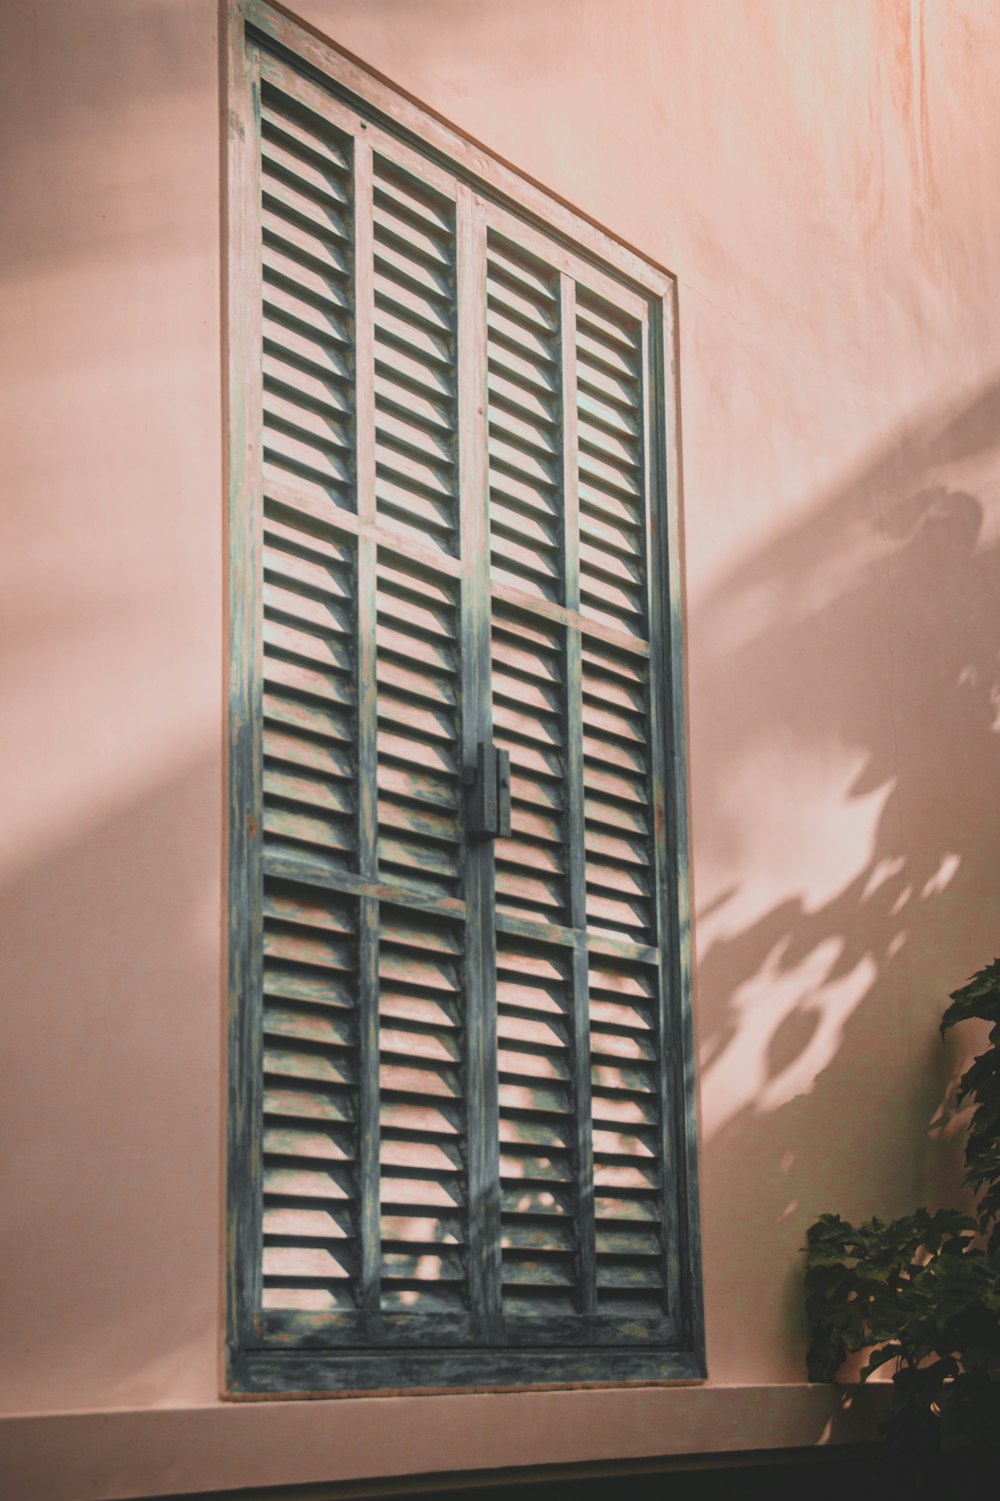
[226,0,702,1395]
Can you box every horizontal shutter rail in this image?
[494,908,660,969]
[261,852,466,919]
[261,473,468,585]
[495,907,579,952]
[489,577,652,658]
[579,930,657,966]
[263,1307,477,1350]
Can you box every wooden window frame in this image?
[225,0,703,1397]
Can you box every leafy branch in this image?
[804,958,1000,1456]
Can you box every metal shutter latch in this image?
[464,742,511,838]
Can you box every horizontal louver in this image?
[379,907,467,1312]
[492,603,568,925]
[589,953,665,1313]
[575,288,646,637]
[496,937,579,1314]
[261,884,360,1312]
[260,84,355,517]
[487,237,563,601]
[374,157,459,555]
[376,555,463,897]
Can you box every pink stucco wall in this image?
[2,0,999,1494]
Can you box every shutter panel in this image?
[229,4,700,1393]
[582,640,655,943]
[589,951,665,1312]
[378,905,468,1313]
[487,240,563,600]
[375,556,463,895]
[261,519,356,874]
[496,934,587,1317]
[261,882,359,1312]
[492,603,569,923]
[261,86,355,514]
[374,158,460,554]
[576,291,647,636]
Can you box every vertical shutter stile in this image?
[228,36,265,1347]
[559,275,598,1319]
[643,306,682,1317]
[457,187,503,1338]
[353,137,382,1321]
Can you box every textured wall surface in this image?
[2,0,999,1493]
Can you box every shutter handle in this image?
[464,742,511,838]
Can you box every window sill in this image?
[0,1382,887,1501]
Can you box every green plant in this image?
[803,959,1000,1458]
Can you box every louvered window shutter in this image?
[228,0,702,1395]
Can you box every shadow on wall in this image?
[690,376,1000,1377]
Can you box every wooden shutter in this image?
[228,0,702,1395]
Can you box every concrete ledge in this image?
[0,1384,886,1501]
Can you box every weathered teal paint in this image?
[225,0,704,1396]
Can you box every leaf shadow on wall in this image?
[689,377,1000,1379]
